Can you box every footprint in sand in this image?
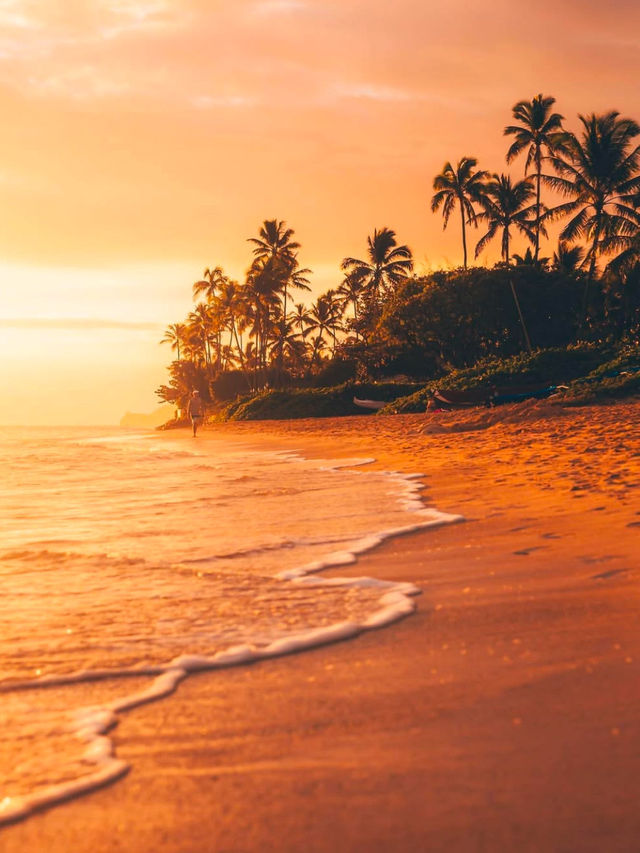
[627,521,640,528]
[580,554,621,564]
[513,546,545,556]
[591,568,630,581]
[541,532,561,539]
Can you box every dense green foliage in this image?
[383,342,637,413]
[561,345,640,402]
[157,95,640,423]
[375,266,583,371]
[217,382,422,421]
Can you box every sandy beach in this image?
[4,399,640,852]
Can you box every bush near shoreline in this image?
[157,342,638,426]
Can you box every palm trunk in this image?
[583,219,602,324]
[509,277,532,352]
[459,194,468,269]
[506,236,532,352]
[534,164,541,263]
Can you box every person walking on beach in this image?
[187,390,204,437]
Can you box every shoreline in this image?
[4,400,640,852]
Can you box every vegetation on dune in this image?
[382,343,625,414]
[561,344,640,402]
[157,94,640,424]
[215,382,422,422]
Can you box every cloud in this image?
[190,93,255,109]
[335,83,414,103]
[250,0,309,14]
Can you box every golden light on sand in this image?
[2,1,640,423]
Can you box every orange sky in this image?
[2,0,640,424]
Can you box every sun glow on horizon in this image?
[2,0,639,424]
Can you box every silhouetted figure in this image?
[187,390,204,437]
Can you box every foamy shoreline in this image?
[4,400,640,852]
[0,436,462,827]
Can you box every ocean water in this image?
[0,426,460,825]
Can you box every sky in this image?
[1,0,640,424]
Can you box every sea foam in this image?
[0,429,462,826]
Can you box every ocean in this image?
[0,426,459,825]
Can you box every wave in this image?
[0,452,463,828]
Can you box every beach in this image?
[4,399,640,852]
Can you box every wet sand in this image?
[4,399,640,852]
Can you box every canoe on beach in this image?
[353,397,388,410]
[428,384,560,411]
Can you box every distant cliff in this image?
[120,405,176,429]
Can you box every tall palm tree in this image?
[187,303,219,371]
[475,174,537,265]
[504,94,566,261]
[337,270,365,325]
[248,219,300,263]
[160,322,186,361]
[304,294,343,367]
[216,279,247,368]
[248,218,303,315]
[320,289,343,354]
[431,157,489,269]
[268,319,309,375]
[476,174,537,351]
[340,228,413,312]
[545,111,640,315]
[280,255,312,327]
[193,266,227,303]
[244,258,282,371]
[248,219,310,369]
[289,302,312,337]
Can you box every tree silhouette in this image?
[341,228,413,316]
[160,323,186,361]
[545,111,640,317]
[505,94,567,261]
[475,174,537,264]
[431,157,489,268]
[476,174,537,350]
[193,266,227,303]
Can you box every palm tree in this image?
[304,294,343,367]
[431,157,489,269]
[321,289,343,353]
[216,279,247,368]
[340,228,413,312]
[504,94,567,261]
[337,271,365,326]
[476,174,537,351]
[545,111,640,315]
[187,303,219,371]
[553,243,585,273]
[193,266,227,303]
[512,247,550,268]
[248,219,310,370]
[248,219,300,263]
[475,174,537,265]
[277,255,311,333]
[248,218,306,316]
[244,258,282,372]
[160,322,186,361]
[606,231,640,275]
[268,319,309,375]
[289,302,312,337]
